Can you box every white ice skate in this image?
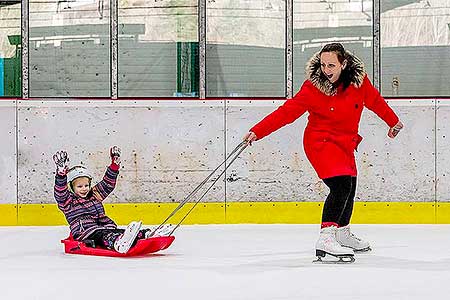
[145,224,174,238]
[336,225,371,252]
[114,221,142,254]
[314,226,355,264]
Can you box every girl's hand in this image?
[110,146,121,166]
[53,150,69,175]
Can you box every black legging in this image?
[85,228,150,250]
[322,175,357,227]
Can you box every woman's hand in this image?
[243,132,257,145]
[388,121,403,138]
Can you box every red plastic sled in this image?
[61,234,175,257]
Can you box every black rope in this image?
[148,141,247,237]
[169,142,248,235]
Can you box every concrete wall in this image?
[0,100,16,204]
[226,99,437,203]
[16,100,226,204]
[437,101,450,202]
[0,98,445,206]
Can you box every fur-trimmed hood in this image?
[305,50,366,96]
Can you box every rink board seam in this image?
[0,202,449,225]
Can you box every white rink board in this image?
[0,101,17,204]
[437,101,450,202]
[0,98,445,204]
[16,100,226,204]
[225,99,436,202]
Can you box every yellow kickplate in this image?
[0,204,17,226]
[0,201,449,226]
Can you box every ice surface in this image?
[1,224,450,300]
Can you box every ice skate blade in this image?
[313,250,355,264]
[354,246,371,253]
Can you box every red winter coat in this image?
[250,52,399,179]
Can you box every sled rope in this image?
[168,141,248,235]
[149,141,248,237]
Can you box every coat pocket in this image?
[352,134,363,151]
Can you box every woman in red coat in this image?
[243,43,403,263]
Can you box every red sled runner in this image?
[61,234,175,257]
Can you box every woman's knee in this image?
[324,176,353,199]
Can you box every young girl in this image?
[53,146,171,254]
[243,43,403,262]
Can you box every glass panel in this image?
[118,0,198,97]
[293,0,373,94]
[381,1,450,97]
[206,0,285,97]
[0,1,21,97]
[29,0,110,97]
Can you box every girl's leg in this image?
[87,229,124,250]
[136,229,151,240]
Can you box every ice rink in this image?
[1,224,450,300]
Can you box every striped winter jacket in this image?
[54,165,119,240]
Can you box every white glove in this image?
[53,150,69,176]
[110,146,121,166]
